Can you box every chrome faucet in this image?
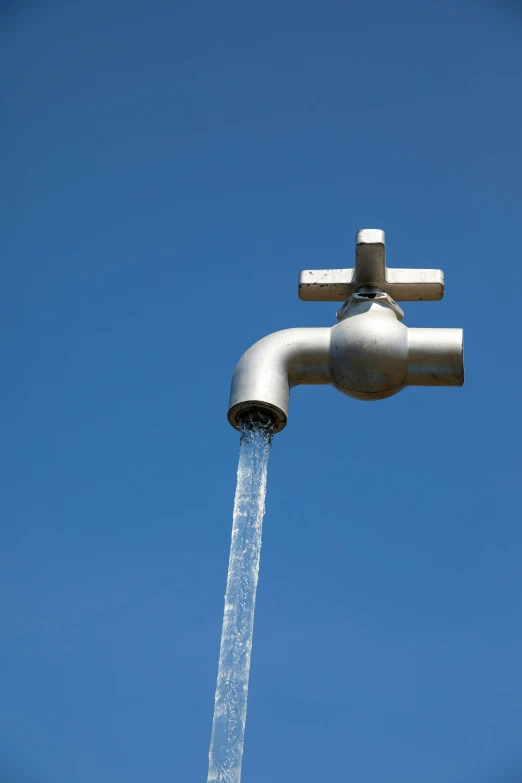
[228,229,464,433]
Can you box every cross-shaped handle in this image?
[298,229,444,302]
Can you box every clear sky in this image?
[1,1,522,782]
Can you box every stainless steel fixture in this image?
[228,229,464,433]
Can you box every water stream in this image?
[207,413,274,783]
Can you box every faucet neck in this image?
[336,287,405,322]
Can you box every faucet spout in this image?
[228,328,331,433]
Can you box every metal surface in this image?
[228,328,331,434]
[330,296,463,400]
[336,290,405,322]
[228,229,464,432]
[299,228,444,302]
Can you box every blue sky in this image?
[1,1,522,781]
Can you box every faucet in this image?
[228,229,464,433]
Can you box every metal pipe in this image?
[407,328,464,386]
[228,328,331,433]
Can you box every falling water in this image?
[207,412,274,783]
